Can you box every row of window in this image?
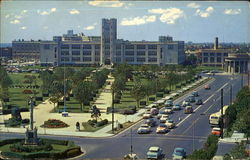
[203,53,228,56]
[203,57,222,63]
[60,44,100,49]
[123,44,158,50]
[61,51,93,56]
[114,57,158,62]
[61,57,93,62]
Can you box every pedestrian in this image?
[179,117,181,121]
[76,122,80,131]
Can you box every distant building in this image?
[0,47,12,59]
[199,38,232,67]
[13,18,185,66]
[224,53,250,73]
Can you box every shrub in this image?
[156,93,164,97]
[10,141,53,152]
[140,101,146,105]
[149,97,155,101]
[22,90,33,94]
[96,119,108,127]
[35,97,43,101]
[41,119,69,128]
[21,118,30,124]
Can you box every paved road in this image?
[0,74,246,159]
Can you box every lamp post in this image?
[111,86,114,133]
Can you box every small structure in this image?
[25,96,39,145]
[224,53,250,73]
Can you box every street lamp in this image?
[111,83,115,133]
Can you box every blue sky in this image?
[1,1,250,43]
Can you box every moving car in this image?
[157,111,165,119]
[195,99,203,105]
[150,108,159,115]
[182,100,190,107]
[145,118,157,127]
[188,95,196,103]
[173,104,181,111]
[164,100,173,107]
[143,112,152,119]
[137,124,151,134]
[204,84,211,90]
[160,115,169,123]
[172,148,186,160]
[184,106,193,114]
[211,127,221,136]
[146,146,163,159]
[156,124,169,134]
[192,91,199,97]
[164,107,173,114]
[165,119,175,129]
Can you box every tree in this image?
[0,66,13,105]
[91,105,101,122]
[143,81,154,104]
[49,81,64,108]
[40,70,54,94]
[227,143,248,159]
[73,81,94,111]
[130,80,145,111]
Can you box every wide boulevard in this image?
[0,74,246,159]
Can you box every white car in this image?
[143,113,152,119]
[165,119,175,129]
[164,107,173,114]
[160,115,169,123]
[137,124,151,134]
[182,100,190,107]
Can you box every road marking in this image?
[182,118,200,135]
[215,82,229,93]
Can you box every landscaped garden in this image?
[0,138,82,159]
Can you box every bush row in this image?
[87,119,108,127]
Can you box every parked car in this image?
[195,99,203,105]
[143,113,152,119]
[145,118,157,127]
[164,107,173,114]
[160,115,169,123]
[146,146,163,159]
[172,148,186,160]
[173,104,181,111]
[188,95,196,103]
[211,127,221,136]
[184,106,193,114]
[137,124,151,134]
[165,119,175,129]
[182,100,190,107]
[192,91,199,97]
[150,108,159,115]
[156,123,169,134]
[164,100,173,107]
[204,84,211,90]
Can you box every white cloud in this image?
[15,15,22,19]
[88,1,124,8]
[196,6,214,18]
[10,19,20,24]
[50,8,57,12]
[187,2,200,9]
[148,8,184,24]
[21,10,27,14]
[120,15,156,26]
[37,10,50,15]
[224,9,241,15]
[69,9,80,15]
[43,26,48,30]
[5,14,10,19]
[84,25,95,30]
[20,26,27,30]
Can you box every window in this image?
[125,57,134,62]
[116,51,121,56]
[148,58,157,62]
[224,53,228,56]
[95,57,100,61]
[72,50,80,55]
[204,57,208,63]
[83,51,91,55]
[105,45,110,49]
[137,45,146,49]
[115,57,121,62]
[95,45,100,49]
[217,57,221,62]
[61,44,69,49]
[72,44,81,49]
[125,51,134,56]
[204,53,208,56]
[137,51,145,56]
[44,44,50,49]
[148,45,157,49]
[61,51,69,55]
[137,57,145,62]
[168,45,173,50]
[116,44,121,49]
[95,50,100,55]
[125,45,134,49]
[83,44,91,49]
[83,57,91,61]
[210,57,215,63]
[72,57,80,62]
[216,53,222,56]
[105,51,110,56]
[61,57,69,61]
[148,51,157,56]
[210,53,215,56]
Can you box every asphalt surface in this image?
[0,74,247,159]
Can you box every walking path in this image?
[0,76,211,137]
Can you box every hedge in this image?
[149,97,155,101]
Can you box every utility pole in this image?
[220,89,224,139]
[248,72,250,89]
[111,89,114,133]
[230,84,232,105]
[130,128,133,156]
[241,74,243,88]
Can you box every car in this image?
[156,124,169,134]
[184,106,193,114]
[164,107,173,114]
[146,146,163,159]
[211,127,221,136]
[182,100,190,107]
[164,100,173,107]
[124,153,138,160]
[160,115,169,123]
[165,119,175,129]
[202,70,209,73]
[172,147,186,160]
[192,91,199,97]
[143,113,152,119]
[173,104,181,111]
[245,144,250,156]
[145,118,157,127]
[156,111,165,119]
[188,95,196,103]
[137,124,151,134]
[195,99,203,105]
[150,108,159,115]
[204,85,211,90]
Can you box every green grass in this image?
[0,144,11,152]
[81,122,110,132]
[195,65,223,72]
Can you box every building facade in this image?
[224,54,250,73]
[0,47,12,59]
[12,18,185,66]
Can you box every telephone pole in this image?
[111,89,114,133]
[230,84,232,105]
[220,89,224,139]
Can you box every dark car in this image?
[173,104,181,110]
[195,99,203,105]
[192,91,199,97]
[145,118,157,127]
[188,95,196,103]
